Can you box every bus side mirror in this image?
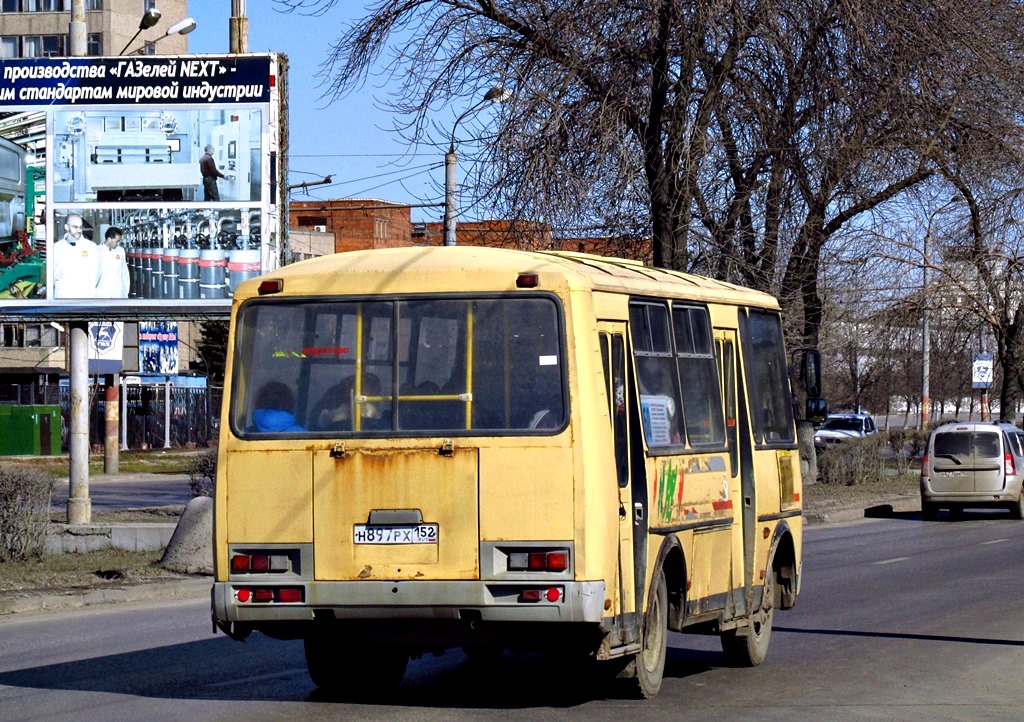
[806,397,828,424]
[802,349,821,399]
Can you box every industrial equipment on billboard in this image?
[0,53,286,316]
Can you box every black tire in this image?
[921,500,940,522]
[1011,493,1024,520]
[304,630,408,698]
[721,561,775,667]
[619,569,668,699]
[462,643,504,664]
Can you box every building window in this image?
[1,323,60,348]
[0,37,17,58]
[88,33,102,56]
[23,0,65,10]
[22,35,64,57]
[297,216,329,228]
[1,0,18,12]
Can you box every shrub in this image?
[882,427,930,476]
[817,434,888,486]
[187,448,218,498]
[0,466,56,562]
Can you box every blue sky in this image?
[186,3,445,222]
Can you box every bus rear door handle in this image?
[634,503,644,523]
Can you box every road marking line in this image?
[982,538,1010,545]
[874,557,910,565]
[207,668,307,688]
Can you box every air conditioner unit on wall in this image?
[313,225,327,232]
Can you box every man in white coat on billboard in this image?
[52,212,101,298]
[97,226,130,299]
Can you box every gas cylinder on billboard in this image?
[149,247,165,299]
[228,248,261,293]
[161,247,179,299]
[199,248,228,299]
[126,247,140,298]
[140,247,156,299]
[177,248,200,299]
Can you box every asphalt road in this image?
[49,473,192,510]
[1,513,1023,720]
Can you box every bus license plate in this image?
[353,524,439,545]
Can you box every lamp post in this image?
[920,197,963,429]
[129,18,197,55]
[444,85,511,246]
[118,8,162,56]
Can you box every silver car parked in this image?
[920,421,1024,520]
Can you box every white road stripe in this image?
[982,538,1010,545]
[207,668,307,688]
[874,557,910,565]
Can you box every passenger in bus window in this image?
[312,373,388,431]
[251,381,305,432]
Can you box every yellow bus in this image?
[212,246,823,699]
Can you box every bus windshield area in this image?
[231,296,566,436]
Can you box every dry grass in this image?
[1,448,206,477]
[0,548,191,596]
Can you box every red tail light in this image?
[1005,452,1016,476]
[920,455,929,476]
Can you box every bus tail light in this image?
[235,587,305,604]
[519,587,563,603]
[231,553,291,573]
[508,549,569,572]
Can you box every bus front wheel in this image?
[618,569,668,698]
[721,562,775,667]
[304,628,408,698]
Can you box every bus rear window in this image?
[231,296,566,436]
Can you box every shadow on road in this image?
[0,634,733,708]
[776,626,1024,648]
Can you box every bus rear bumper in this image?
[212,579,607,626]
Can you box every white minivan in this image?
[920,422,1024,520]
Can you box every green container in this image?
[0,405,61,456]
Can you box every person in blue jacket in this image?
[251,380,305,432]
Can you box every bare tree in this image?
[279,0,1024,355]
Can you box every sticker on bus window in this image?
[640,395,674,446]
[538,355,557,366]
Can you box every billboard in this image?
[139,320,178,374]
[0,54,285,317]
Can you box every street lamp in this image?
[130,18,197,55]
[920,196,962,429]
[119,8,162,55]
[444,85,512,246]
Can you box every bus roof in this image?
[239,246,780,309]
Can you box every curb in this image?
[805,495,919,525]
[0,577,210,617]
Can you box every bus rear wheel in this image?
[303,627,408,698]
[618,569,668,699]
[721,562,775,667]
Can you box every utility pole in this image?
[921,230,930,430]
[67,0,90,524]
[231,0,249,54]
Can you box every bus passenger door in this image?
[600,324,643,637]
[717,330,747,614]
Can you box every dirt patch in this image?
[803,473,919,521]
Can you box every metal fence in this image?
[53,383,223,450]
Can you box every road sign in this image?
[972,353,993,389]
